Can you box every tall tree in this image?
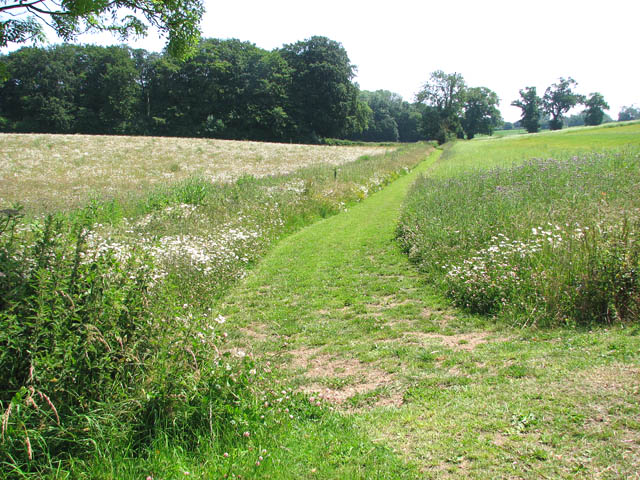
[542,77,584,130]
[280,36,363,140]
[415,70,466,143]
[0,0,204,58]
[462,87,502,139]
[511,87,542,133]
[582,92,609,126]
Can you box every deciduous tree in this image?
[0,0,204,58]
[511,87,542,133]
[416,70,466,143]
[462,87,501,139]
[542,77,584,130]
[582,92,609,126]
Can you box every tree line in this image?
[510,78,618,133]
[1,39,634,144]
[0,37,372,142]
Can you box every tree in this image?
[582,92,609,126]
[462,87,502,139]
[511,87,542,133]
[415,70,466,143]
[618,105,640,121]
[542,77,584,130]
[279,36,363,140]
[0,0,204,58]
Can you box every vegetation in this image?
[542,77,585,130]
[583,92,610,126]
[0,139,430,478]
[0,38,368,142]
[0,0,203,58]
[511,87,543,133]
[2,122,640,478]
[398,123,640,326]
[619,104,640,122]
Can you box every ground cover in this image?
[211,124,640,478]
[0,141,430,478]
[0,133,391,213]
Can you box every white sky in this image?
[8,0,640,122]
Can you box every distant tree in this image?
[280,36,363,140]
[511,87,542,133]
[542,77,584,130]
[581,92,609,126]
[416,70,466,143]
[566,112,586,127]
[0,0,204,58]
[618,104,640,121]
[461,87,502,139]
[502,122,514,130]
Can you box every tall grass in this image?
[0,142,431,477]
[398,145,640,326]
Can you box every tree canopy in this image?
[511,87,542,133]
[0,0,204,58]
[583,92,609,126]
[542,77,584,130]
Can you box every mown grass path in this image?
[220,147,640,479]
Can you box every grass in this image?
[432,121,640,177]
[2,123,639,478]
[212,124,640,478]
[0,138,431,478]
[0,133,392,213]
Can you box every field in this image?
[1,124,639,479]
[0,134,391,213]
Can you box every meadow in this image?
[398,122,640,326]
[0,136,431,478]
[0,133,390,213]
[2,124,639,479]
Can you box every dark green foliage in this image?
[462,87,502,139]
[0,37,372,142]
[416,70,467,144]
[583,92,609,126]
[279,36,365,140]
[542,77,584,130]
[618,105,640,121]
[350,90,426,142]
[511,87,543,133]
[0,0,203,59]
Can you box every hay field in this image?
[0,133,392,212]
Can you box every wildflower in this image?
[243,431,250,438]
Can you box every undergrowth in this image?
[398,148,640,326]
[0,143,431,477]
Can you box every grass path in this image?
[219,148,640,479]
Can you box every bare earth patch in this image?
[288,347,400,407]
[402,331,499,351]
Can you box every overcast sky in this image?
[22,0,640,122]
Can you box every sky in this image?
[9,0,640,122]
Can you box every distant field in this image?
[435,121,640,177]
[490,128,527,137]
[0,133,392,212]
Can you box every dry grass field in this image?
[0,133,392,212]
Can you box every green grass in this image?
[206,124,640,478]
[3,123,639,478]
[433,121,640,177]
